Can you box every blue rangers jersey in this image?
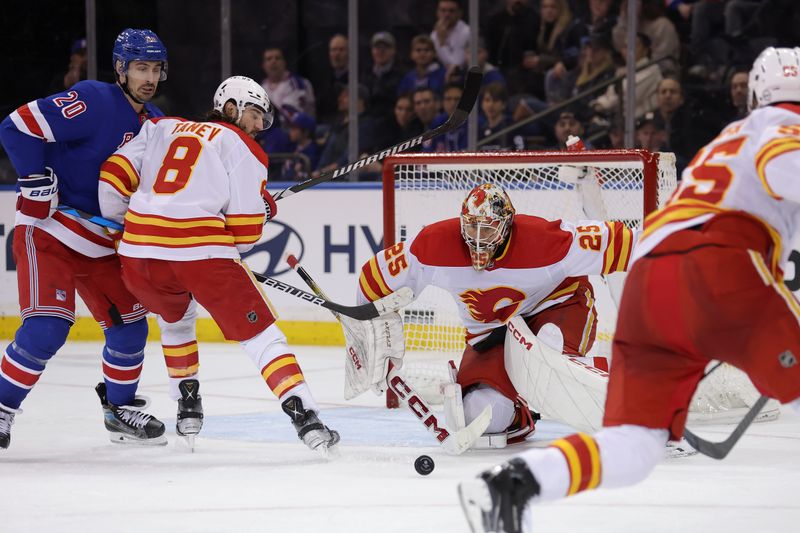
[0,80,163,257]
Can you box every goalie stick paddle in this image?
[272,66,483,201]
[285,254,492,455]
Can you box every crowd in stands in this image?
[251,0,800,181]
[4,0,798,184]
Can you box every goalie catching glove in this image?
[18,167,58,219]
[340,310,405,400]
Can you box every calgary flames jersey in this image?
[98,117,268,261]
[637,103,800,274]
[358,215,636,345]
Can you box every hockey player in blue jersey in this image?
[0,28,169,448]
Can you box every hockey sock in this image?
[0,317,70,409]
[102,321,147,406]
[260,354,308,403]
[157,304,200,401]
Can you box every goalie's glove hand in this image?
[18,167,58,219]
[261,188,278,224]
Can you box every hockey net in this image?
[382,150,779,423]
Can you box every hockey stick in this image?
[285,254,491,455]
[272,67,483,201]
[57,205,124,231]
[682,362,770,459]
[251,270,412,321]
[683,396,769,460]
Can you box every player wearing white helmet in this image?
[97,76,339,454]
[460,46,800,533]
[356,183,637,448]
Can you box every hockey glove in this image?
[18,167,58,219]
[262,189,278,223]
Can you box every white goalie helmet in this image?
[460,183,515,271]
[748,47,800,111]
[213,75,274,130]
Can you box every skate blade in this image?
[181,434,196,453]
[666,439,698,458]
[458,479,493,533]
[108,433,168,446]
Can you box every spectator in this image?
[317,34,350,124]
[63,38,87,89]
[546,32,616,105]
[478,81,512,149]
[316,85,376,175]
[377,94,422,149]
[519,0,574,98]
[412,87,441,151]
[485,0,540,95]
[256,112,293,180]
[363,31,404,123]
[652,77,716,174]
[397,35,446,97]
[635,112,667,152]
[432,83,467,151]
[613,0,680,74]
[726,69,750,122]
[431,0,471,73]
[260,47,316,118]
[592,32,662,119]
[553,109,588,149]
[585,0,617,39]
[450,37,507,88]
[283,112,320,181]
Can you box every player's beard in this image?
[133,83,156,103]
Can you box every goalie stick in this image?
[285,254,491,455]
[271,66,483,201]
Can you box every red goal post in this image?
[381,149,678,408]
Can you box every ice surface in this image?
[1,343,798,532]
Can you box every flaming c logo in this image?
[459,286,527,324]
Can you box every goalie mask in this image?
[213,76,274,131]
[748,47,800,111]
[460,184,515,271]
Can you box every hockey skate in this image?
[458,458,539,533]
[95,383,167,446]
[281,396,340,455]
[176,379,203,452]
[0,406,19,450]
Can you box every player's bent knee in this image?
[240,323,290,367]
[463,384,516,433]
[14,316,72,361]
[595,424,669,488]
[104,318,148,355]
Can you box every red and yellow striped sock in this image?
[261,354,305,398]
[162,340,199,378]
[550,432,602,496]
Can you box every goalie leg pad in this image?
[463,384,516,434]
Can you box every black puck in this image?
[414,454,435,476]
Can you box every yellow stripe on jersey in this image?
[359,272,381,302]
[106,154,140,190]
[755,137,800,199]
[641,202,725,241]
[578,289,596,355]
[602,222,616,275]
[99,170,134,197]
[541,281,580,304]
[125,211,226,229]
[225,215,265,226]
[369,257,392,297]
[122,233,235,246]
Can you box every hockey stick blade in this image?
[387,365,492,455]
[272,67,483,201]
[683,395,769,459]
[253,271,413,320]
[57,205,124,231]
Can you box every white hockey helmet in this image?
[460,183,515,271]
[213,75,274,130]
[748,47,800,111]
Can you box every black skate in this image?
[281,396,340,454]
[95,383,167,446]
[176,379,203,452]
[0,406,18,450]
[458,458,540,533]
